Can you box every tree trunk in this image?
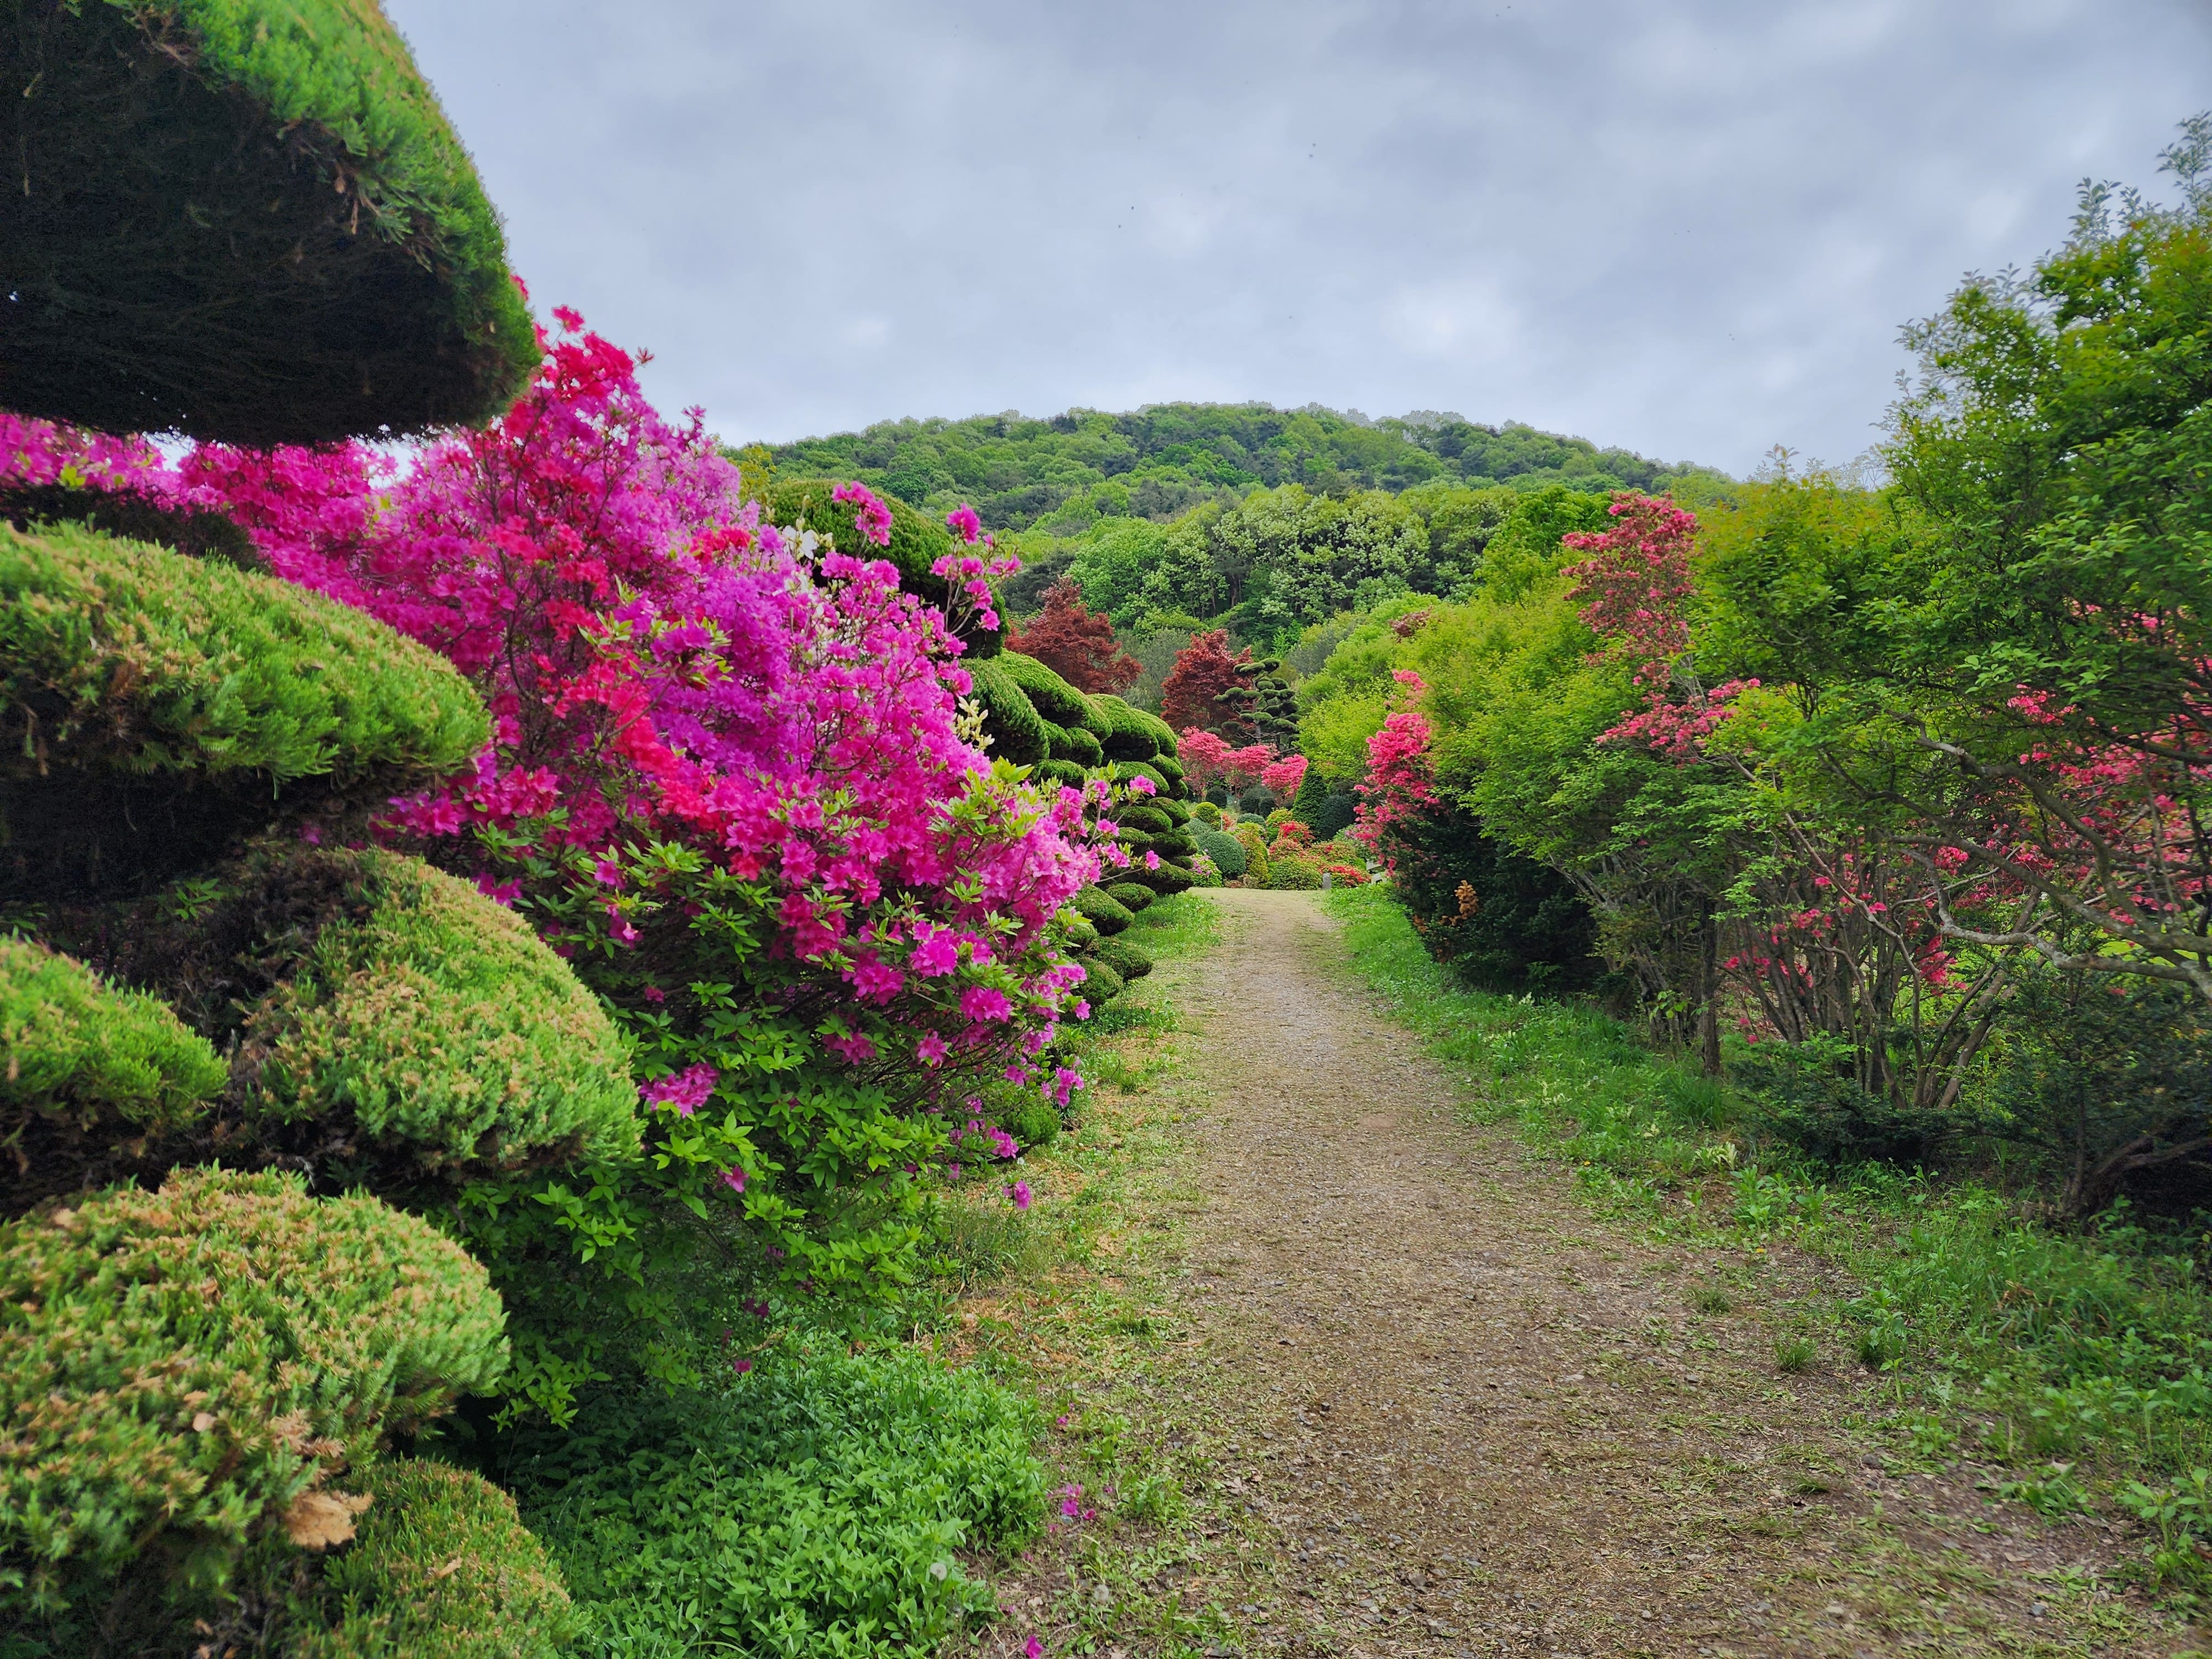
[1699,909,1722,1078]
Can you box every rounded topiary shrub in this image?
[1191,800,1223,827]
[1266,854,1324,891]
[0,521,489,896]
[1088,695,1158,762]
[1194,832,1248,885]
[1068,885,1135,938]
[995,652,1107,738]
[225,850,639,1177]
[0,937,225,1213]
[1095,938,1152,982]
[1103,881,1156,914]
[1079,958,1126,1004]
[2,0,540,445]
[0,1168,508,1615]
[288,1459,573,1659]
[960,658,1050,766]
[1048,723,1105,768]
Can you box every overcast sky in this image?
[387,0,2211,477]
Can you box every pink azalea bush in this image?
[9,310,1113,1418]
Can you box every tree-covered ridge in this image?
[755,402,1726,536]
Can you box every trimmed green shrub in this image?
[1132,862,1194,898]
[995,651,1107,734]
[1104,880,1156,914]
[0,522,489,895]
[1088,694,1159,761]
[2,0,538,445]
[1095,939,1152,982]
[229,850,638,1176]
[1157,795,1193,825]
[1,937,222,1137]
[1068,885,1134,937]
[1115,828,1154,858]
[1188,853,1224,888]
[1119,804,1173,836]
[1048,722,1105,768]
[1191,800,1224,827]
[1151,829,1197,859]
[289,1460,573,1659]
[1194,826,1248,879]
[1150,753,1186,794]
[0,1168,508,1614]
[997,1095,1062,1150]
[959,658,1050,765]
[0,938,223,1213]
[1231,822,1271,884]
[2,484,265,572]
[509,1346,1044,1658]
[1079,958,1126,1003]
[1266,854,1324,890]
[1112,759,1171,794]
[762,481,1000,656]
[1032,757,1089,789]
[1128,707,1179,759]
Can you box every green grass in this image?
[1327,881,2212,1596]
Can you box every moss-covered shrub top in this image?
[1103,880,1156,914]
[0,937,223,1138]
[961,658,1049,766]
[1087,693,1159,761]
[290,1458,573,1659]
[994,651,1104,733]
[0,522,488,875]
[2,0,539,444]
[1069,885,1134,937]
[240,851,638,1174]
[0,1168,507,1610]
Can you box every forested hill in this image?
[752,403,1725,535]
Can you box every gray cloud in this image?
[387,0,2212,474]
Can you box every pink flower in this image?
[961,984,1013,1022]
[916,1030,950,1066]
[721,1165,747,1193]
[946,503,984,544]
[1050,1066,1084,1107]
[909,926,959,977]
[1009,1180,1033,1210]
[831,479,894,547]
[1025,1639,1045,1659]
[640,1062,718,1116]
[1144,850,1161,870]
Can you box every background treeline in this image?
[753,401,1725,539]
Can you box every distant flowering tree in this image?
[1004,577,1140,693]
[1160,628,1254,737]
[1260,753,1309,799]
[35,309,1114,1417]
[1352,671,1436,865]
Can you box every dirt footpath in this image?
[1130,889,2183,1659]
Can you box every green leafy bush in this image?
[1103,880,1156,914]
[289,1459,573,1659]
[226,850,639,1177]
[1095,938,1153,982]
[1265,854,1324,890]
[1230,822,1270,885]
[1069,885,1135,937]
[0,522,488,895]
[0,1168,508,1614]
[1111,758,1170,794]
[996,1094,1063,1150]
[1032,757,1089,788]
[1188,852,1224,888]
[1191,800,1224,827]
[508,1346,1044,1658]
[0,938,223,1213]
[2,0,539,445]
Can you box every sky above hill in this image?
[388,0,2211,477]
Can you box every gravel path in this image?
[1129,888,2180,1658]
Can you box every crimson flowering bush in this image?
[11,310,1114,1418]
[1352,671,1437,864]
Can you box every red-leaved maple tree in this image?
[1160,628,1253,735]
[1004,578,1140,692]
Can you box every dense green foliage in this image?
[0,937,223,1150]
[229,849,639,1177]
[509,1345,1042,1657]
[0,1168,507,1616]
[291,1460,575,1659]
[0,521,489,895]
[1,0,539,444]
[764,403,1718,538]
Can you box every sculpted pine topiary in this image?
[0,9,629,1648]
